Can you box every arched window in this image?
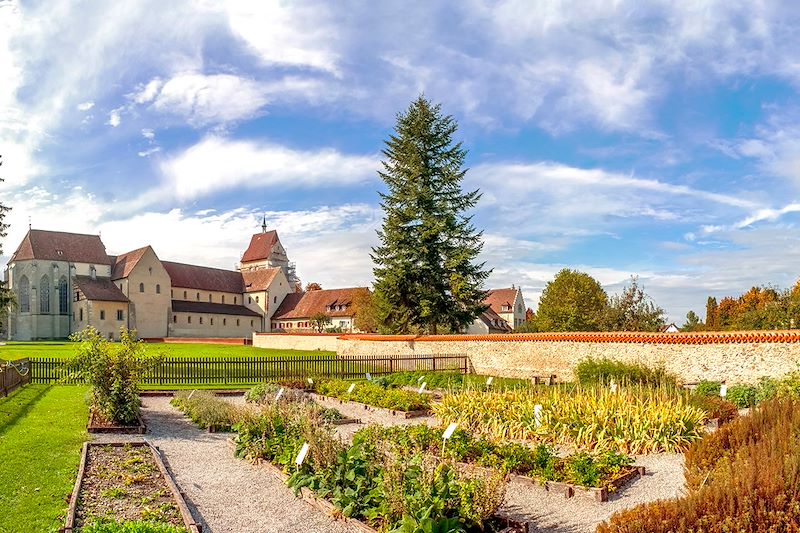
[139,282,145,293]
[40,275,50,313]
[221,295,225,303]
[183,290,187,299]
[18,276,30,313]
[208,294,212,302]
[156,284,161,294]
[58,276,68,314]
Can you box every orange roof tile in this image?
[111,246,152,280]
[12,229,110,264]
[242,268,281,292]
[484,288,519,314]
[241,231,278,263]
[272,287,369,320]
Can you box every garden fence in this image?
[1,358,31,397]
[29,354,469,386]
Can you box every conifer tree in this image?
[372,96,490,334]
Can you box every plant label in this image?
[486,376,494,387]
[534,404,543,428]
[366,372,371,381]
[418,382,427,394]
[275,387,284,401]
[295,442,310,465]
[418,375,426,382]
[188,389,196,400]
[720,384,727,397]
[443,422,458,440]
[347,383,356,394]
[307,378,314,385]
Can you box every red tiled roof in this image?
[242,268,282,292]
[12,229,110,264]
[241,231,278,263]
[111,246,151,280]
[74,276,129,302]
[162,261,244,293]
[171,300,261,317]
[478,307,512,333]
[272,287,368,320]
[485,288,519,314]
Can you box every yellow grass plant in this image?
[432,384,705,454]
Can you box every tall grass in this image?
[433,385,705,454]
[574,357,678,388]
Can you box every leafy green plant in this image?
[80,520,188,533]
[63,327,162,425]
[725,384,757,408]
[574,358,677,388]
[693,379,721,397]
[171,391,241,431]
[316,379,430,411]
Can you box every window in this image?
[250,319,254,327]
[156,284,161,294]
[188,316,192,324]
[183,290,187,299]
[139,282,145,293]
[148,267,152,275]
[40,275,50,313]
[234,297,237,304]
[173,315,177,323]
[236,319,240,326]
[221,295,225,303]
[79,308,84,321]
[255,296,259,303]
[208,294,212,302]
[210,317,214,325]
[18,275,30,312]
[196,292,200,301]
[248,297,252,304]
[58,276,68,314]
[171,289,174,297]
[223,318,227,326]
[274,296,277,304]
[100,310,105,320]
[199,317,203,324]
[501,305,510,312]
[116,309,124,321]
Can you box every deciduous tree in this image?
[605,276,666,332]
[309,312,332,333]
[535,269,607,332]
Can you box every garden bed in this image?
[87,411,147,434]
[510,465,646,502]
[313,394,430,418]
[64,441,200,533]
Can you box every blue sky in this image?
[3,0,800,323]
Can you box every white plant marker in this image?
[720,384,727,397]
[610,380,618,393]
[486,376,494,387]
[295,442,310,466]
[347,383,356,394]
[366,372,371,381]
[534,404,543,428]
[187,389,196,400]
[418,375,426,383]
[275,387,285,401]
[443,422,459,440]
[307,377,314,385]
[418,382,427,394]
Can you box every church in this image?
[4,222,367,340]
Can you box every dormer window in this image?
[501,304,510,312]
[56,250,63,256]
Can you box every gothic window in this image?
[19,276,30,312]
[196,292,200,301]
[40,275,50,313]
[59,276,68,314]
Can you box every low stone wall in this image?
[253,333,339,352]
[335,331,800,384]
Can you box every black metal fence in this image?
[1,358,32,397]
[30,354,469,386]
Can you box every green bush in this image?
[171,391,240,431]
[726,384,757,408]
[380,371,531,391]
[693,379,721,397]
[63,327,162,425]
[574,358,677,388]
[81,520,187,533]
[316,379,430,411]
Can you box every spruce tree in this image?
[372,96,490,334]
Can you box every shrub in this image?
[316,379,430,411]
[245,382,307,404]
[688,395,738,424]
[725,383,757,408]
[171,391,241,431]
[380,371,531,391]
[598,398,800,533]
[63,327,162,425]
[574,358,678,388]
[693,379,721,397]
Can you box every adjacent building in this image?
[271,287,369,332]
[466,286,527,334]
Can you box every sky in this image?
[2,0,800,323]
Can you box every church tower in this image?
[238,218,299,286]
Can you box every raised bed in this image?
[509,465,646,502]
[139,390,247,397]
[313,393,431,419]
[325,417,362,426]
[63,441,201,533]
[87,411,146,434]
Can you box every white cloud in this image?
[107,107,122,127]
[77,101,94,111]
[137,147,161,158]
[131,78,163,104]
[141,128,155,140]
[157,135,377,200]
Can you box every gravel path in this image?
[98,396,363,533]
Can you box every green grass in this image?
[0,384,88,533]
[1,341,335,361]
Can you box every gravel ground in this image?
[101,396,363,533]
[501,453,685,532]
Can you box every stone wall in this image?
[335,331,800,384]
[253,332,339,352]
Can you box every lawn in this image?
[0,384,88,533]
[1,341,336,361]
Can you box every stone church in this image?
[4,223,364,340]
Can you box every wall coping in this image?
[253,332,342,337]
[336,330,800,345]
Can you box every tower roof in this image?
[241,230,279,263]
